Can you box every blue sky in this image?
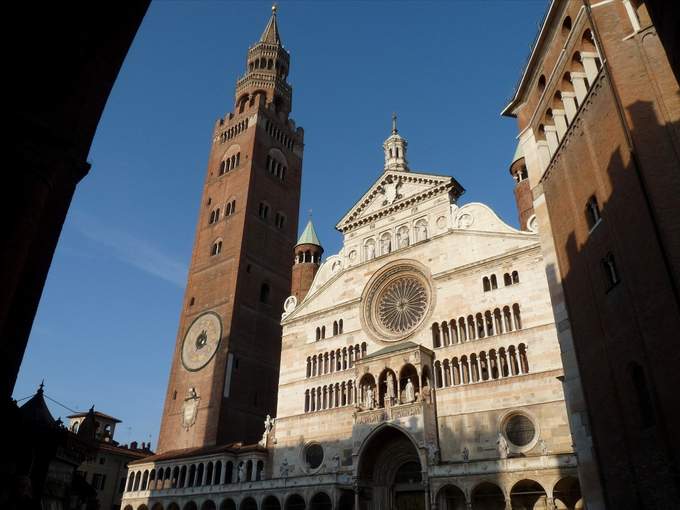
[14,0,547,448]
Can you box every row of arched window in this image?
[265,154,287,181]
[208,200,236,225]
[304,379,356,412]
[314,319,344,341]
[306,342,367,378]
[218,118,249,144]
[265,120,293,150]
[364,220,428,261]
[482,271,519,292]
[125,458,264,493]
[219,153,241,176]
[434,343,529,388]
[248,56,288,79]
[431,304,522,348]
[536,29,602,164]
[295,250,319,264]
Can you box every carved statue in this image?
[279,458,289,477]
[398,231,409,248]
[539,439,549,455]
[237,463,246,482]
[366,386,375,410]
[366,243,375,260]
[385,373,395,406]
[259,414,275,446]
[462,446,470,462]
[496,433,509,459]
[332,454,341,471]
[404,378,416,403]
[426,442,440,465]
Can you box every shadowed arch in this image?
[261,495,281,510]
[240,497,257,510]
[356,423,423,508]
[471,482,505,510]
[510,479,547,509]
[284,494,305,510]
[554,477,582,510]
[309,492,332,510]
[436,484,466,510]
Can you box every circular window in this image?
[505,414,536,447]
[304,443,324,470]
[377,277,428,333]
[361,262,433,342]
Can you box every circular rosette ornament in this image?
[362,261,433,342]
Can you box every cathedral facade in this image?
[121,7,581,510]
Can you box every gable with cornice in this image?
[336,170,464,233]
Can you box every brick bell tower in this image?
[291,218,323,302]
[157,5,304,453]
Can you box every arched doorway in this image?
[357,425,424,510]
[553,477,582,510]
[510,480,546,509]
[437,485,466,510]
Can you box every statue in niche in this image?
[366,386,375,410]
[332,454,341,471]
[385,373,395,406]
[496,433,509,459]
[237,463,245,482]
[404,378,416,403]
[539,439,549,455]
[398,230,409,248]
[381,237,391,254]
[462,446,470,462]
[366,243,375,260]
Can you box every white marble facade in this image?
[122,134,581,510]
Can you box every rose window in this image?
[361,262,433,342]
[377,278,428,333]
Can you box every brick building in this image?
[502,0,680,507]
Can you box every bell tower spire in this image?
[383,113,409,172]
[236,4,292,116]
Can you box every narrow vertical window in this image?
[586,195,601,230]
[601,252,620,289]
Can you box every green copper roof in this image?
[296,219,321,247]
[511,142,524,165]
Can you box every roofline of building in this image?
[501,0,561,118]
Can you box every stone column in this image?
[561,92,578,122]
[545,125,560,155]
[570,72,589,104]
[581,52,600,85]
[552,110,568,138]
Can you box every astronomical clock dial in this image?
[181,311,222,371]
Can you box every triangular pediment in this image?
[336,170,464,232]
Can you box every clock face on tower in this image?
[181,311,222,372]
